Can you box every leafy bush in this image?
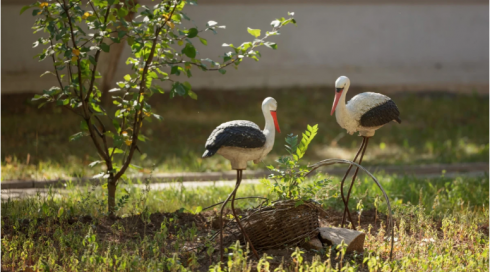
[22,0,296,213]
[265,124,330,201]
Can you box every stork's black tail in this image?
[202,149,216,158]
[395,117,402,124]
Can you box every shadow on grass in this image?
[2,89,488,180]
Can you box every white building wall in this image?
[1,1,488,93]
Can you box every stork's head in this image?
[262,97,281,133]
[331,76,350,116]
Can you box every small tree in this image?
[22,0,296,215]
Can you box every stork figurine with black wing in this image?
[331,76,401,228]
[203,97,280,261]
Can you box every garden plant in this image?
[22,0,296,214]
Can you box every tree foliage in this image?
[22,0,296,213]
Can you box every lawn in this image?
[2,173,488,271]
[1,90,488,181]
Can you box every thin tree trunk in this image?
[108,177,117,216]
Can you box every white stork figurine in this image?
[331,76,401,228]
[203,97,280,261]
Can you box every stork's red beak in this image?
[270,111,281,133]
[331,89,343,116]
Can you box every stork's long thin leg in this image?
[231,170,259,259]
[340,137,366,228]
[342,137,369,228]
[219,172,242,263]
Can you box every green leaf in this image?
[80,121,89,131]
[43,86,61,96]
[112,119,121,132]
[40,71,55,77]
[294,200,304,208]
[172,82,187,96]
[100,43,110,53]
[187,28,198,38]
[88,161,103,167]
[264,42,277,50]
[129,164,142,170]
[182,81,192,91]
[199,37,207,45]
[152,113,163,121]
[88,55,96,65]
[108,148,123,154]
[91,103,103,112]
[113,135,124,147]
[148,71,158,79]
[69,132,85,142]
[271,20,281,28]
[57,207,64,218]
[380,142,386,150]
[171,66,183,76]
[124,74,131,81]
[32,94,46,101]
[20,5,32,15]
[295,124,318,160]
[218,69,226,75]
[247,27,261,38]
[182,43,196,58]
[32,9,40,16]
[117,7,128,18]
[118,31,127,39]
[194,206,203,214]
[137,134,147,142]
[127,36,135,46]
[188,90,198,100]
[151,86,165,94]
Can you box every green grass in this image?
[1,90,488,181]
[2,173,488,271]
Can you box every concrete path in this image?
[2,162,488,190]
[2,165,487,200]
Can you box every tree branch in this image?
[114,1,180,181]
[89,1,101,23]
[49,42,64,90]
[62,0,109,164]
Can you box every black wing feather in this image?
[203,121,265,158]
[360,100,401,127]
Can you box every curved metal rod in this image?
[339,137,366,228]
[219,174,241,263]
[307,159,394,260]
[231,170,259,259]
[202,197,268,212]
[343,137,369,227]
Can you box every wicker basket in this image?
[230,200,321,250]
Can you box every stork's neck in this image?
[262,106,275,144]
[335,83,351,121]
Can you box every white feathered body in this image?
[203,97,279,170]
[336,92,391,137]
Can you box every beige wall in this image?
[2,1,488,93]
